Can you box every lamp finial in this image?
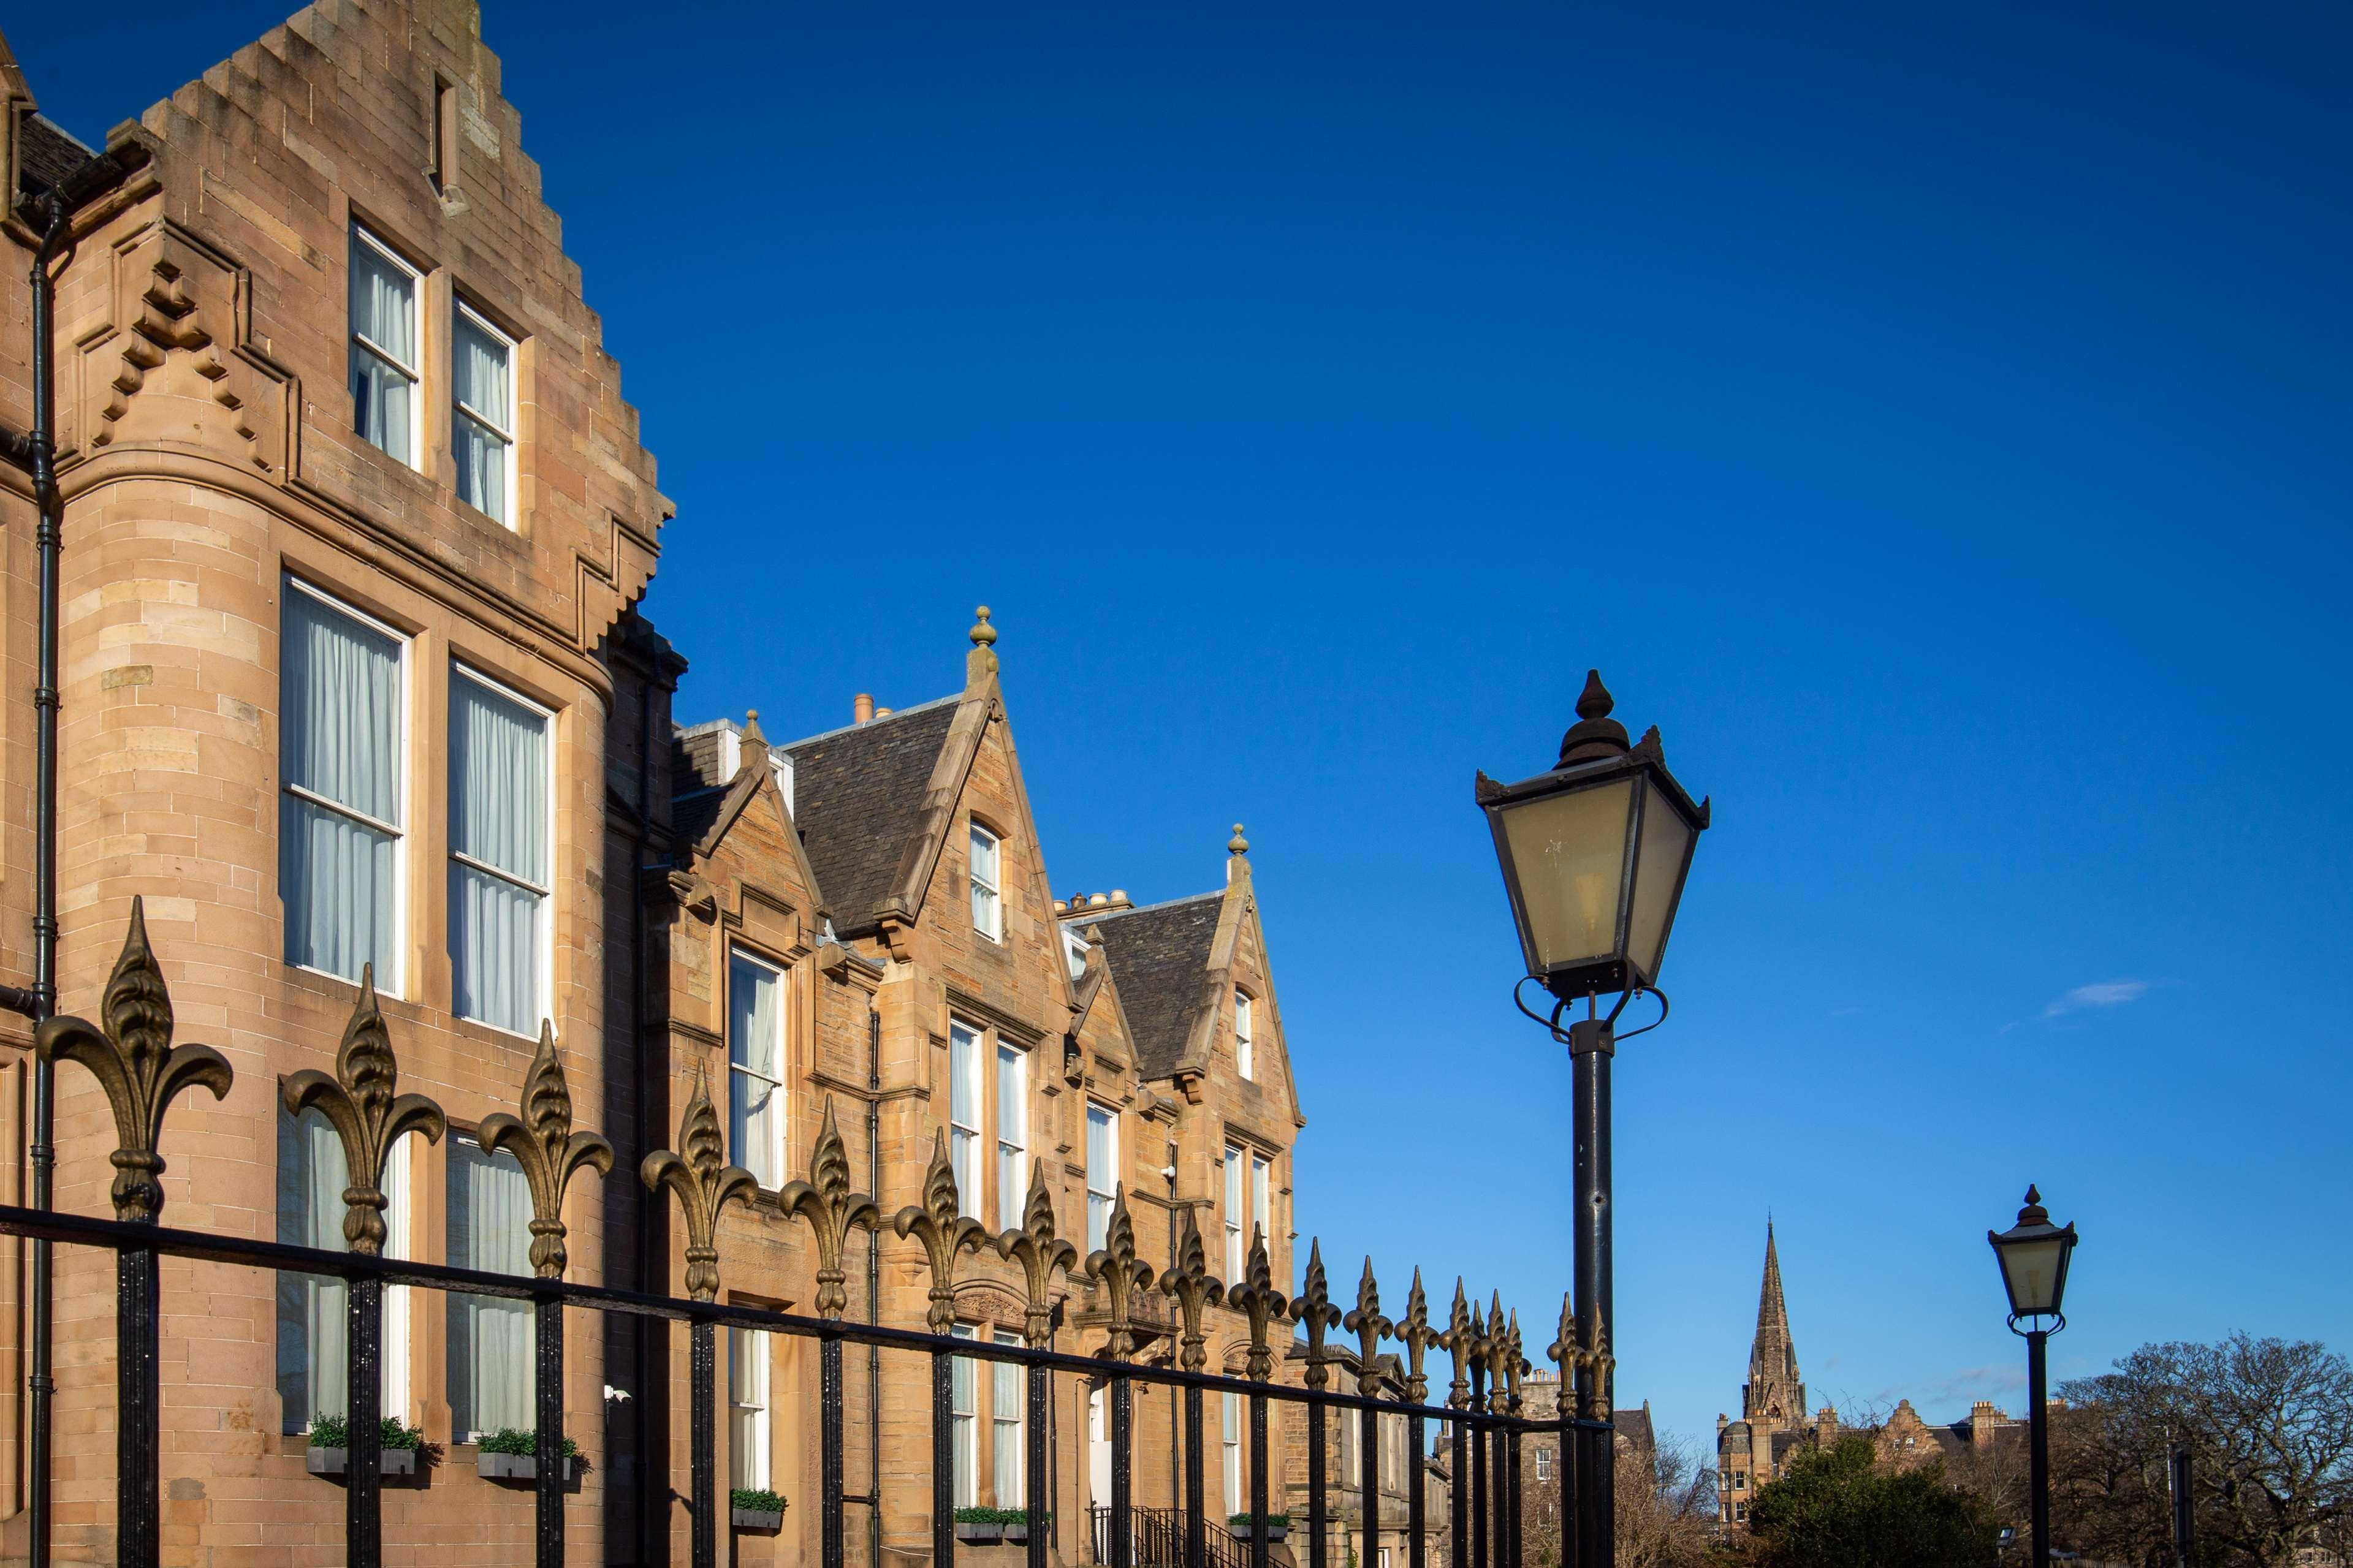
[1558,668,1631,765]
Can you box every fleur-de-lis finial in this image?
[279,963,445,1252]
[477,1023,612,1278]
[997,1158,1079,1346]
[1294,1239,1342,1390]
[1504,1309,1527,1413]
[641,1061,759,1301]
[1394,1268,1439,1405]
[1158,1206,1225,1372]
[894,1129,989,1333]
[1439,1278,1477,1411]
[1085,1184,1157,1360]
[1482,1293,1511,1409]
[1548,1291,1576,1380]
[36,898,235,1223]
[781,1098,880,1320]
[1344,1258,1393,1396]
[1226,1225,1291,1382]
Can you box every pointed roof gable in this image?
[1089,893,1225,1080]
[778,695,960,937]
[670,712,829,911]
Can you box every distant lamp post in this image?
[1989,1186,2078,1567]
[1477,669,1708,1566]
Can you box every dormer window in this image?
[1234,991,1254,1080]
[1064,928,1089,980]
[349,225,421,469]
[453,301,517,527]
[968,824,1002,941]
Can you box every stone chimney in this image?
[1971,1401,2001,1447]
[853,692,873,725]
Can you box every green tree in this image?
[1738,1436,1999,1568]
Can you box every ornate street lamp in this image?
[1989,1186,2078,1566]
[1477,670,1708,1567]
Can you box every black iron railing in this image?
[0,903,1616,1568]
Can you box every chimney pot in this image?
[873,706,893,718]
[1088,893,1108,907]
[853,692,874,724]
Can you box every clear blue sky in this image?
[13,1,2349,1458]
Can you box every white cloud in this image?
[2041,978,2150,1020]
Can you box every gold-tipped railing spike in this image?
[36,898,235,1224]
[1503,1309,1527,1414]
[1439,1277,1476,1410]
[1343,1257,1392,1396]
[781,1097,880,1320]
[280,964,446,1252]
[477,1022,612,1278]
[1084,1184,1157,1360]
[995,1157,1078,1347]
[894,1128,989,1333]
[641,1061,759,1301]
[1394,1267,1439,1406]
[1547,1290,1576,1379]
[1481,1293,1511,1411]
[1294,1238,1341,1390]
[1157,1206,1224,1372]
[1225,1225,1291,1382]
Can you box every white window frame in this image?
[992,1328,1025,1507]
[1085,1102,1118,1254]
[1234,991,1253,1080]
[997,1043,1028,1230]
[949,1021,983,1217]
[730,1326,772,1490]
[1223,1145,1244,1281]
[969,823,1003,942]
[451,297,519,528]
[1223,1389,1242,1512]
[349,224,422,471]
[728,948,788,1188]
[447,661,554,1037]
[952,1324,979,1508]
[1250,1153,1269,1257]
[281,576,411,996]
[1537,1445,1553,1482]
[1065,926,1090,980]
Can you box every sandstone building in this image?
[0,3,1315,1564]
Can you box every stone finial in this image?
[1228,823,1249,856]
[968,605,999,681]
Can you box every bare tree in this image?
[2058,1334,2353,1567]
[1614,1435,1719,1568]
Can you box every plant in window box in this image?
[953,1506,1009,1543]
[730,1488,787,1531]
[474,1427,580,1482]
[1000,1508,1052,1544]
[305,1414,426,1478]
[1229,1513,1291,1542]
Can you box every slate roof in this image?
[16,115,94,198]
[1089,892,1223,1080]
[778,696,960,936]
[671,786,729,850]
[1615,1406,1657,1452]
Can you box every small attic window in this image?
[1063,928,1088,980]
[1234,991,1254,1080]
[968,824,1002,942]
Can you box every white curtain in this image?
[728,954,783,1187]
[453,312,511,521]
[280,588,400,987]
[449,673,547,1036]
[995,1047,1025,1229]
[1224,1391,1242,1512]
[729,1328,770,1489]
[949,1026,978,1216]
[1224,1150,1243,1281]
[992,1333,1022,1506]
[348,234,414,460]
[951,1325,978,1507]
[448,1138,533,1439]
[276,1107,348,1431]
[1085,1106,1114,1252]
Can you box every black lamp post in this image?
[1477,670,1708,1567]
[1988,1186,2078,1567]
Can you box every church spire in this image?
[1744,1221,1804,1422]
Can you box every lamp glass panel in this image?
[1625,784,1696,984]
[1999,1233,2069,1314]
[1499,778,1633,971]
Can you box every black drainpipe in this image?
[4,151,139,1568]
[867,1002,883,1568]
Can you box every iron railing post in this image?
[1491,1420,1510,1568]
[1185,1385,1206,1568]
[1307,1396,1327,1568]
[1407,1413,1424,1568]
[347,1273,384,1568]
[1450,1417,1467,1568]
[2171,1444,2194,1568]
[935,1350,957,1568]
[691,1319,717,1568]
[1557,1405,1573,1568]
[1027,1357,1048,1568]
[117,1240,159,1568]
[824,1332,847,1568]
[535,1294,564,1568]
[1470,1365,1487,1568]
[1111,1376,1133,1568]
[1360,1398,1378,1568]
[1249,1387,1268,1568]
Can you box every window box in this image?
[305,1446,416,1478]
[955,1523,1003,1545]
[477,1451,576,1483]
[1230,1515,1290,1543]
[732,1506,785,1532]
[1003,1521,1030,1545]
